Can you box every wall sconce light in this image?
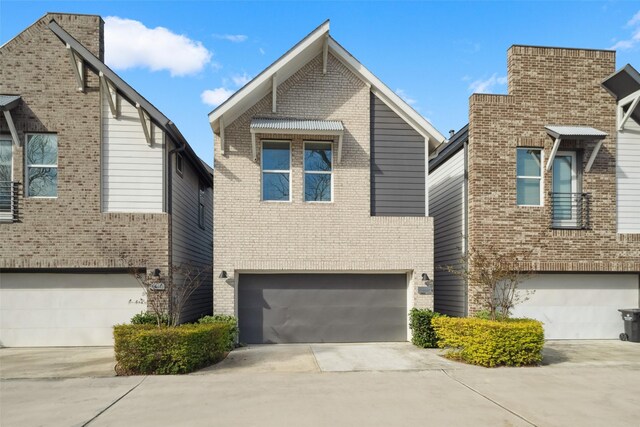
[219,270,228,279]
[421,273,430,281]
[153,268,161,277]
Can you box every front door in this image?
[0,138,12,220]
[552,151,578,227]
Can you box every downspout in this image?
[166,131,186,323]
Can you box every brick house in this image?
[0,13,213,347]
[209,21,444,343]
[429,45,640,339]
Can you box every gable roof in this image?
[47,19,212,186]
[601,64,640,125]
[208,21,445,151]
[428,124,468,172]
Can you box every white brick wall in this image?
[213,53,434,317]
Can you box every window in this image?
[198,182,206,229]
[304,141,332,202]
[516,148,543,206]
[261,141,290,201]
[26,134,58,198]
[176,153,184,177]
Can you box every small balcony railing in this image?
[549,192,590,230]
[0,181,20,223]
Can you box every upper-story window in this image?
[304,141,332,202]
[176,153,184,177]
[26,134,58,198]
[261,140,290,202]
[198,182,206,229]
[516,148,543,206]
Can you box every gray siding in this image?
[170,141,213,322]
[370,94,425,216]
[429,148,466,316]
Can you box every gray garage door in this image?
[238,274,407,344]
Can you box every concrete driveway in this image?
[1,341,639,426]
[0,347,116,379]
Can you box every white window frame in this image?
[303,140,333,203]
[261,140,291,202]
[25,133,58,199]
[551,150,579,228]
[0,136,13,181]
[516,147,544,207]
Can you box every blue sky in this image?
[2,1,639,164]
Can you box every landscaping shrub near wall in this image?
[409,308,443,348]
[114,322,236,375]
[431,317,544,367]
[198,315,239,349]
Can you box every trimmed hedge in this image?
[431,317,544,367]
[409,308,443,348]
[130,311,169,326]
[114,322,235,375]
[198,315,238,349]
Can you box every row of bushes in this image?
[114,313,238,375]
[409,308,544,367]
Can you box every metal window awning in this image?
[0,95,22,146]
[249,118,344,162]
[544,125,608,172]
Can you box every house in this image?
[209,21,444,344]
[429,45,640,339]
[0,13,213,347]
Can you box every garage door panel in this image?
[239,274,407,344]
[512,274,639,339]
[0,273,144,347]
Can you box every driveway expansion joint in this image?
[441,369,538,427]
[81,376,148,426]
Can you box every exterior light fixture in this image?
[153,268,161,277]
[421,273,430,281]
[219,270,228,279]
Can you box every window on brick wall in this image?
[261,140,291,201]
[304,141,332,202]
[516,148,543,206]
[26,134,58,198]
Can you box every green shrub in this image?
[431,317,544,367]
[409,308,444,348]
[130,311,169,326]
[198,315,238,349]
[113,322,235,375]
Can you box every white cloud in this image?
[627,10,640,27]
[395,88,417,106]
[214,34,248,43]
[259,47,266,55]
[201,87,234,106]
[105,17,212,76]
[610,10,640,51]
[468,73,508,94]
[232,72,252,87]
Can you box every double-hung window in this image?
[304,141,332,202]
[516,148,543,206]
[26,134,58,198]
[261,141,291,201]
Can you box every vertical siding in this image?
[617,117,640,233]
[429,148,466,316]
[370,94,426,216]
[102,92,165,212]
[170,141,213,322]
